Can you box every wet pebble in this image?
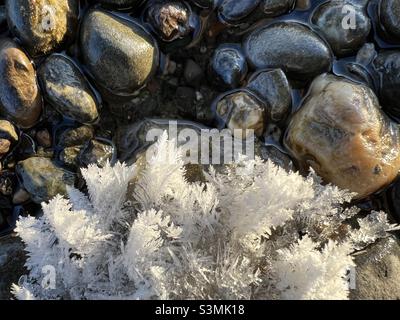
[80,9,159,97]
[285,73,400,199]
[214,90,266,139]
[373,51,400,119]
[57,125,94,148]
[36,129,52,148]
[6,0,79,56]
[38,54,99,123]
[208,44,248,90]
[78,139,114,168]
[243,22,333,83]
[12,188,30,205]
[311,1,371,57]
[143,1,193,43]
[261,0,295,17]
[246,69,291,123]
[379,0,400,43]
[0,39,42,128]
[98,0,146,9]
[16,157,75,204]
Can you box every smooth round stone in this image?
[312,1,371,56]
[246,69,291,123]
[38,54,99,124]
[218,0,260,25]
[57,125,94,147]
[0,119,18,156]
[209,44,248,90]
[78,140,114,168]
[215,90,266,139]
[285,73,400,199]
[60,145,83,168]
[379,0,400,42]
[16,157,75,204]
[243,22,332,82]
[6,0,79,56]
[373,51,400,119]
[0,39,42,128]
[0,120,18,143]
[98,0,145,9]
[80,9,159,97]
[262,0,295,17]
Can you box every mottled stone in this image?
[247,69,291,123]
[0,39,42,128]
[80,9,159,97]
[311,1,371,56]
[57,125,94,148]
[6,0,79,56]
[285,73,400,199]
[373,51,400,119]
[16,157,75,203]
[59,145,82,168]
[244,22,332,82]
[350,236,400,300]
[78,140,114,168]
[98,0,145,9]
[215,90,266,139]
[0,235,26,300]
[379,0,400,42]
[38,54,99,123]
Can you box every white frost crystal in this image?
[12,132,398,300]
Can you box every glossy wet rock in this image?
[144,1,192,42]
[6,0,79,56]
[247,69,291,123]
[60,145,82,168]
[373,51,400,119]
[285,73,400,199]
[261,0,295,17]
[244,22,332,82]
[80,9,159,97]
[38,54,99,123]
[0,39,42,128]
[98,0,146,9]
[57,125,94,148]
[16,157,75,203]
[78,140,114,168]
[0,119,18,157]
[215,90,266,139]
[379,0,400,42]
[209,44,248,90]
[311,1,371,56]
[350,236,400,299]
[218,0,260,25]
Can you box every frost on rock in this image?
[11,132,399,300]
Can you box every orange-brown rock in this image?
[285,73,400,199]
[0,39,43,128]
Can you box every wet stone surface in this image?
[0,0,399,300]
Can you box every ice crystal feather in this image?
[12,132,398,300]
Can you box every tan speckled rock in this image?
[80,9,159,97]
[285,73,400,199]
[6,0,79,56]
[0,39,42,128]
[215,91,266,139]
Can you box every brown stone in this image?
[6,0,79,56]
[0,39,42,128]
[285,73,400,199]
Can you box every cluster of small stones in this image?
[0,0,400,300]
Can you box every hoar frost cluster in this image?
[12,132,399,300]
